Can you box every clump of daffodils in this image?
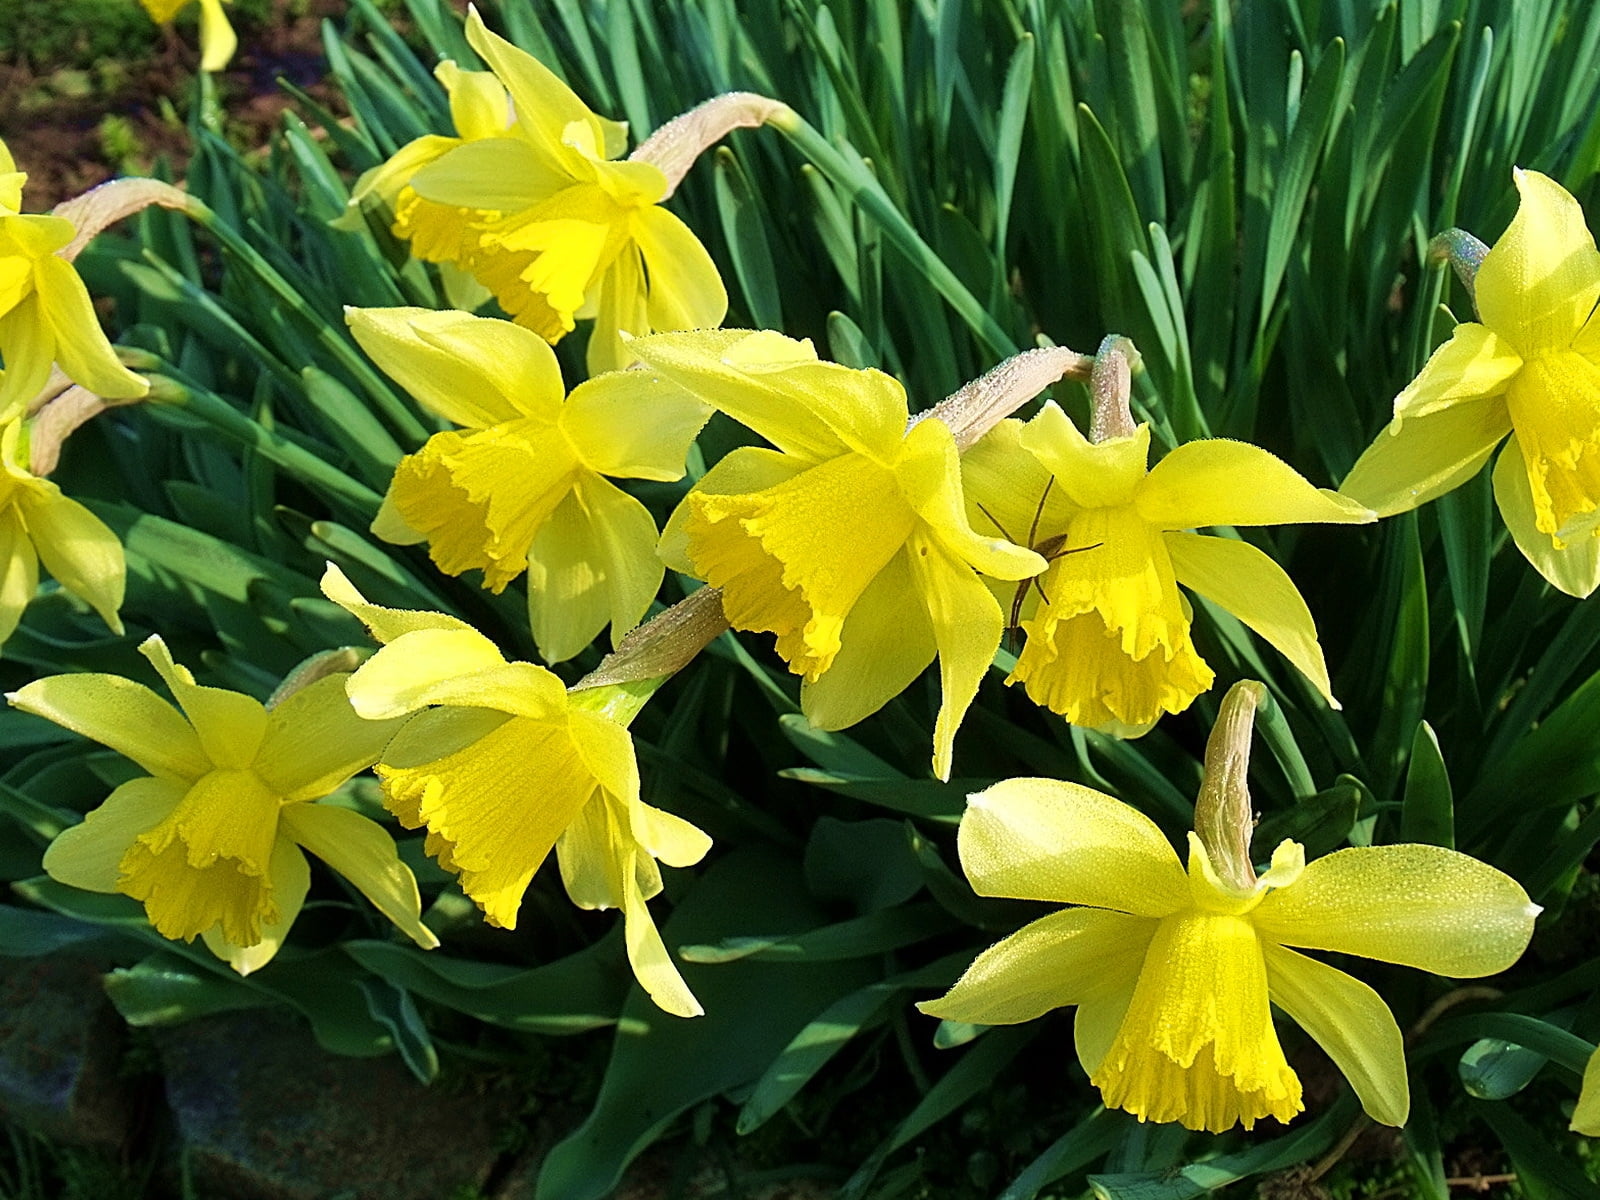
[920,681,1538,1132]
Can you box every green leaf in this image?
[342,936,626,1034]
[535,850,875,1200]
[1401,721,1455,848]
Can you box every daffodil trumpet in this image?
[632,329,1119,781]
[919,680,1539,1133]
[1343,170,1600,597]
[963,338,1373,732]
[343,7,780,374]
[321,565,714,1018]
[8,636,438,974]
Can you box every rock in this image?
[156,1011,504,1200]
[0,955,132,1153]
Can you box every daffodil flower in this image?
[322,565,711,1018]
[0,139,148,422]
[631,329,1046,781]
[919,682,1538,1133]
[0,418,124,650]
[1574,1047,1600,1135]
[139,0,236,71]
[8,637,437,975]
[349,306,709,663]
[962,401,1372,731]
[347,8,727,374]
[1343,170,1600,597]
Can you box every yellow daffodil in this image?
[139,0,236,72]
[962,402,1372,731]
[322,565,711,1018]
[630,329,1046,781]
[1343,170,1600,597]
[0,418,124,650]
[346,9,726,374]
[8,637,437,974]
[0,139,148,422]
[349,306,708,663]
[1574,1047,1600,1135]
[920,681,1538,1133]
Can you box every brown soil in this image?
[1,0,351,211]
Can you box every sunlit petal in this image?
[41,776,185,892]
[1263,943,1409,1127]
[1138,439,1371,529]
[1341,398,1512,517]
[281,802,439,949]
[957,777,1188,915]
[1252,843,1538,976]
[1492,439,1600,598]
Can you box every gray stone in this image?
[0,955,132,1152]
[156,1011,503,1200]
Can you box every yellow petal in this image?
[632,204,728,333]
[486,187,628,332]
[917,907,1155,1025]
[956,777,1189,914]
[905,532,1005,781]
[1503,350,1600,540]
[21,488,125,634]
[280,802,439,949]
[1251,843,1538,977]
[685,450,915,681]
[407,137,569,213]
[33,256,148,400]
[899,417,1045,582]
[463,8,608,173]
[1009,510,1213,727]
[525,488,612,664]
[1572,1047,1600,1136]
[380,710,598,929]
[254,674,405,801]
[1391,323,1523,422]
[347,307,564,427]
[120,768,284,945]
[1138,439,1372,529]
[1492,439,1600,598]
[138,635,267,769]
[42,776,185,892]
[438,61,512,141]
[1475,169,1600,359]
[799,547,934,732]
[0,509,38,648]
[320,561,479,644]
[1165,531,1338,705]
[628,329,909,462]
[570,474,663,649]
[658,444,800,575]
[195,0,237,71]
[560,368,710,482]
[7,671,208,781]
[632,801,712,869]
[0,297,62,422]
[565,708,640,805]
[1262,943,1409,1126]
[200,837,308,975]
[1341,397,1513,517]
[959,418,1068,553]
[1018,402,1149,509]
[343,134,460,218]
[345,628,563,720]
[620,855,702,1017]
[1092,912,1303,1133]
[585,242,648,375]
